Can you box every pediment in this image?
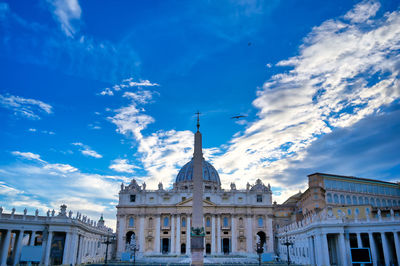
[176,197,216,207]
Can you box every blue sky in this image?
[1,0,400,229]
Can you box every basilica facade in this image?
[116,130,274,259]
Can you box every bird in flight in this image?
[231,115,247,119]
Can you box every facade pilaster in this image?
[211,215,216,254]
[380,232,390,266]
[246,215,252,253]
[70,233,78,266]
[231,215,236,253]
[0,229,11,266]
[155,215,161,254]
[117,215,126,255]
[176,214,181,254]
[186,215,191,254]
[139,215,145,253]
[171,215,175,254]
[267,215,273,252]
[217,215,221,254]
[314,234,323,265]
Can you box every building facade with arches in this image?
[115,128,274,259]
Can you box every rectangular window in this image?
[257,195,262,202]
[130,195,136,202]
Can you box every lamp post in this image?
[255,241,264,266]
[281,231,294,265]
[102,233,115,265]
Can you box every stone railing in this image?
[278,207,400,235]
[0,205,112,233]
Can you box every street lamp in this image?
[102,233,115,265]
[128,238,140,266]
[255,241,264,266]
[280,231,294,265]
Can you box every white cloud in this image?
[47,0,81,37]
[43,163,78,173]
[344,0,380,23]
[109,159,137,173]
[211,0,400,198]
[72,142,102,158]
[100,78,159,96]
[0,182,24,195]
[0,93,53,119]
[28,128,37,132]
[11,151,45,163]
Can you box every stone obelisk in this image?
[191,112,204,266]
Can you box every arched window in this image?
[376,199,381,207]
[258,217,263,227]
[181,243,186,254]
[340,195,345,204]
[206,218,211,227]
[327,193,332,203]
[371,198,375,206]
[346,195,351,205]
[129,217,134,227]
[352,196,357,205]
[223,217,229,227]
[149,217,153,227]
[239,217,244,227]
[182,218,186,227]
[347,209,352,215]
[365,197,369,204]
[382,199,387,207]
[388,200,393,207]
[398,200,400,206]
[334,194,339,204]
[358,197,363,205]
[164,217,169,226]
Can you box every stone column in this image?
[380,232,390,266]
[29,231,36,246]
[231,216,236,253]
[211,215,216,254]
[176,215,181,254]
[246,215,253,253]
[155,215,161,254]
[356,233,362,248]
[13,230,24,265]
[77,235,84,265]
[171,215,175,254]
[62,232,71,265]
[217,215,221,254]
[70,233,78,266]
[308,237,315,265]
[368,233,377,266]
[338,233,348,266]
[314,234,323,265]
[44,231,53,266]
[321,233,330,266]
[393,232,400,266]
[1,230,11,266]
[186,216,191,255]
[139,215,145,253]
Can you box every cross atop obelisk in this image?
[191,111,204,266]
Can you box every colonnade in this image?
[279,230,400,266]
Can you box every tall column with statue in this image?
[191,112,205,266]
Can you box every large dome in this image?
[176,159,221,184]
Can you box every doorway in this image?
[222,238,230,254]
[162,238,169,254]
[257,231,266,251]
[206,243,211,254]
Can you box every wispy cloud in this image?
[72,142,102,158]
[109,159,137,173]
[46,0,82,37]
[100,78,159,96]
[0,93,52,119]
[11,151,45,163]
